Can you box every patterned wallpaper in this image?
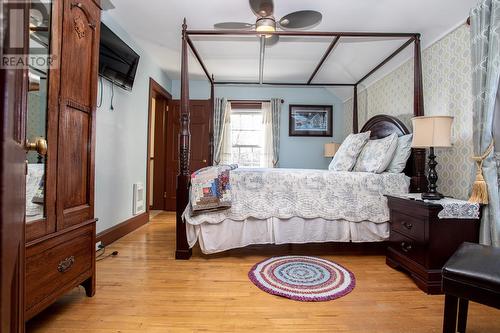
[344,24,474,199]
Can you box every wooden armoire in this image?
[24,0,101,320]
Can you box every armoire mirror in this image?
[25,0,52,223]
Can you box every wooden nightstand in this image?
[385,195,480,294]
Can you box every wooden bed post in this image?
[411,34,428,193]
[413,35,424,117]
[353,85,359,133]
[176,19,192,260]
[209,75,215,165]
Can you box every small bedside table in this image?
[385,195,480,294]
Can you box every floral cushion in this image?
[386,134,413,173]
[354,133,398,173]
[328,131,371,171]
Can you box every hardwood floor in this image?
[27,212,500,333]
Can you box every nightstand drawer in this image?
[390,210,426,242]
[389,230,425,266]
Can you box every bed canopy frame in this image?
[176,19,427,259]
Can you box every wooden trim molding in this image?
[147,78,172,212]
[96,212,149,246]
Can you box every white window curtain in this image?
[262,102,273,168]
[213,98,232,165]
[220,102,233,165]
[470,0,500,246]
[261,99,282,168]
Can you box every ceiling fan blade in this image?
[214,22,254,30]
[249,0,274,17]
[279,10,322,29]
[265,34,279,47]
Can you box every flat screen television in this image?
[99,23,140,91]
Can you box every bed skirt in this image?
[186,217,389,254]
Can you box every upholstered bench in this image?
[442,242,500,333]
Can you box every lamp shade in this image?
[324,142,340,157]
[411,116,453,148]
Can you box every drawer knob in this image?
[401,221,413,230]
[400,242,412,253]
[57,256,75,273]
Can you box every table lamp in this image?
[411,116,454,200]
[324,142,340,158]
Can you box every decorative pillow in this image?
[354,133,398,173]
[386,134,413,173]
[328,131,371,171]
[190,164,238,212]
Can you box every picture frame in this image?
[289,105,333,137]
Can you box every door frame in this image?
[146,78,172,212]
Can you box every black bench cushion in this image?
[442,242,500,292]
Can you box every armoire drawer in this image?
[25,225,93,312]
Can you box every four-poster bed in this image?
[176,19,427,259]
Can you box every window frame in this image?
[229,102,265,167]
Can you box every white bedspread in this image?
[26,163,44,221]
[184,168,409,225]
[187,217,390,254]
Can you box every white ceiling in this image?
[107,0,475,100]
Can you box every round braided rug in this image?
[248,256,355,302]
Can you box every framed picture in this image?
[289,105,333,137]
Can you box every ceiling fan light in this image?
[256,17,276,38]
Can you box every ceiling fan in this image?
[213,0,322,46]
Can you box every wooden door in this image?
[0,1,28,330]
[151,97,168,209]
[165,102,180,211]
[190,101,212,172]
[56,0,100,230]
[165,100,211,211]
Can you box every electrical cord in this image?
[110,80,115,111]
[97,76,103,108]
[96,244,119,261]
[97,250,119,261]
[96,244,106,258]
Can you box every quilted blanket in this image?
[184,168,410,225]
[190,164,238,212]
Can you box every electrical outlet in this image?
[95,241,103,251]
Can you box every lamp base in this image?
[421,191,443,200]
[423,147,443,201]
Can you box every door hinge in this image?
[166,106,169,112]
[163,192,167,198]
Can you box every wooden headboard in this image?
[360,115,427,193]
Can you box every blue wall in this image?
[172,80,345,169]
[95,13,172,234]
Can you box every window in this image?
[230,107,265,168]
